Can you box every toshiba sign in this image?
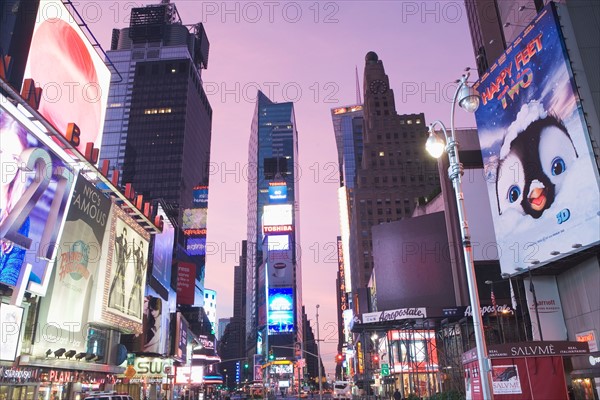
[263,225,293,234]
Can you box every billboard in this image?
[40,174,111,352]
[186,237,206,256]
[268,287,294,335]
[268,182,288,203]
[182,208,207,230]
[106,216,149,320]
[151,203,174,290]
[87,205,149,333]
[171,312,188,363]
[523,275,567,341]
[474,3,600,274]
[142,296,167,354]
[266,234,289,251]
[176,262,196,305]
[192,186,209,208]
[257,262,267,328]
[0,100,76,292]
[23,0,111,155]
[262,204,293,226]
[266,249,293,286]
[175,366,204,384]
[0,303,24,362]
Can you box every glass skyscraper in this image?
[99,2,212,221]
[246,91,303,360]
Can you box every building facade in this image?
[99,2,212,222]
[465,2,600,397]
[246,91,303,380]
[349,52,439,311]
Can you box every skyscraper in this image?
[346,52,439,312]
[100,2,212,221]
[246,91,303,362]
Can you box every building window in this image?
[379,151,385,157]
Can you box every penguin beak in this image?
[528,180,547,211]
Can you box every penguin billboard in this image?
[473,2,600,275]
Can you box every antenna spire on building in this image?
[355,66,362,104]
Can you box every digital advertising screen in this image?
[36,173,112,356]
[176,262,196,305]
[0,99,76,293]
[186,237,206,256]
[262,204,293,227]
[175,366,204,384]
[152,203,174,289]
[266,249,293,287]
[267,234,290,251]
[192,186,209,208]
[23,0,111,155]
[268,182,288,203]
[182,208,208,230]
[268,287,294,335]
[474,3,600,274]
[268,311,294,335]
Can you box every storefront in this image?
[115,356,173,400]
[570,351,600,400]
[0,366,117,400]
[0,367,39,400]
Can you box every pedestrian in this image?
[393,388,402,400]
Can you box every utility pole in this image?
[316,304,322,400]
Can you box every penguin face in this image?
[496,115,578,219]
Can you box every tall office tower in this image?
[234,241,248,322]
[218,248,249,387]
[331,104,363,347]
[246,91,303,361]
[350,52,439,312]
[332,104,364,197]
[301,306,324,383]
[99,2,212,221]
[217,318,231,340]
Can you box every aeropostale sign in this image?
[362,307,426,323]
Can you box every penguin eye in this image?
[551,157,566,176]
[508,185,521,203]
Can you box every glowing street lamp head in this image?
[425,128,446,158]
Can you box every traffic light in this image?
[268,350,274,361]
[372,354,379,367]
[244,362,249,369]
[335,354,344,363]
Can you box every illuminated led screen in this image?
[262,205,293,226]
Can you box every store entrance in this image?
[0,384,39,400]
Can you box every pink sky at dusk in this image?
[86,0,478,375]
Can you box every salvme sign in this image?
[362,307,426,323]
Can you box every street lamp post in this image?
[316,304,323,400]
[425,72,494,399]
